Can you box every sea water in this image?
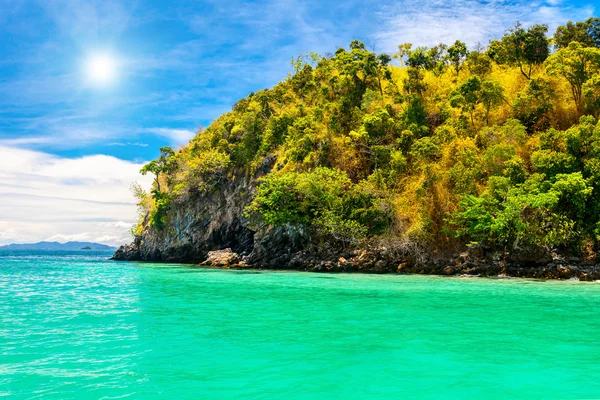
[1,250,600,399]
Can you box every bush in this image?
[248,167,391,243]
[450,172,592,249]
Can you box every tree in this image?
[467,50,493,77]
[512,77,555,131]
[451,173,592,249]
[447,40,468,76]
[545,42,600,113]
[488,23,550,80]
[290,52,321,73]
[248,167,390,245]
[480,80,506,125]
[450,77,505,127]
[404,47,431,96]
[427,44,448,76]
[583,74,600,116]
[393,43,413,66]
[335,41,381,101]
[140,146,176,193]
[394,43,449,94]
[375,53,392,95]
[450,76,482,128]
[554,18,600,49]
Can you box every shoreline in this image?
[112,252,600,282]
[113,239,600,282]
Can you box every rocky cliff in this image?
[113,161,600,281]
[113,155,318,267]
[114,157,271,263]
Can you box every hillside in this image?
[115,19,600,279]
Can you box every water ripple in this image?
[2,250,600,399]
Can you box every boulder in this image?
[202,248,240,266]
[442,266,455,275]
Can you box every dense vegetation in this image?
[136,18,600,256]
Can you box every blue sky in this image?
[0,0,596,245]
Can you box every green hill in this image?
[116,18,600,278]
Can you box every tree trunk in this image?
[518,62,531,80]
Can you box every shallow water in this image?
[2,250,600,399]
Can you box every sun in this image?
[86,53,118,86]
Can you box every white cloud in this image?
[108,142,149,147]
[46,233,92,242]
[0,124,129,150]
[94,234,127,243]
[98,221,133,229]
[0,137,55,146]
[0,228,18,241]
[141,127,197,147]
[373,0,595,50]
[0,146,152,246]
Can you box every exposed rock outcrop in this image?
[112,156,305,265]
[112,161,600,280]
[112,236,141,261]
[202,248,241,267]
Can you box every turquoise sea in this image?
[2,250,600,399]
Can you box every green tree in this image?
[467,50,493,77]
[335,41,379,99]
[140,147,176,193]
[427,44,448,76]
[451,173,592,249]
[447,40,468,76]
[393,43,413,66]
[480,80,506,125]
[488,23,550,80]
[554,18,600,49]
[545,42,600,113]
[375,53,392,95]
[248,167,390,245]
[450,76,482,128]
[450,77,505,127]
[404,47,431,96]
[583,74,600,116]
[512,77,555,131]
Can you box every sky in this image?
[0,0,596,246]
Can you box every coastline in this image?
[113,246,600,281]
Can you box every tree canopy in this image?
[132,18,600,255]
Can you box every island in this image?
[1,242,116,251]
[114,18,600,280]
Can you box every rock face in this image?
[113,173,261,263]
[112,156,307,266]
[112,237,141,261]
[112,160,600,280]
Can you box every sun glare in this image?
[86,54,117,86]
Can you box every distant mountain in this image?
[0,241,116,251]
